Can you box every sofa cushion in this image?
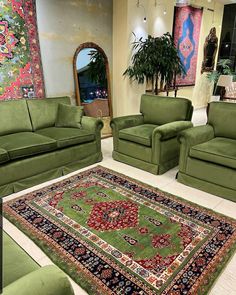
[119,124,157,147]
[0,132,57,160]
[140,95,192,125]
[0,100,32,136]
[208,102,236,139]
[36,127,95,148]
[0,148,9,164]
[27,97,71,131]
[190,137,236,169]
[55,103,83,129]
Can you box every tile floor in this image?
[3,108,236,295]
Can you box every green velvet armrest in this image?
[178,125,215,146]
[153,121,193,141]
[81,116,103,152]
[178,125,215,172]
[3,265,74,295]
[111,115,144,150]
[81,116,104,132]
[110,114,144,131]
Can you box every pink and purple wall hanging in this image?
[173,6,203,86]
[0,0,45,100]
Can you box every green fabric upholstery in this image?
[0,132,57,160]
[178,102,236,201]
[0,148,9,164]
[0,151,102,197]
[153,121,193,140]
[0,98,103,197]
[110,114,144,151]
[111,95,193,174]
[36,127,95,148]
[119,124,157,147]
[208,101,236,139]
[0,142,100,188]
[178,172,236,202]
[3,266,75,295]
[178,125,215,172]
[3,232,74,295]
[55,103,83,129]
[81,116,104,152]
[140,94,193,125]
[186,158,236,191]
[0,100,32,136]
[118,139,152,162]
[3,232,39,287]
[27,97,71,131]
[190,137,236,169]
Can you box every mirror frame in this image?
[73,42,113,118]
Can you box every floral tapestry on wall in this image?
[173,6,203,86]
[0,0,45,100]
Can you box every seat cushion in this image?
[0,132,57,160]
[0,148,9,164]
[119,124,157,147]
[36,127,95,148]
[190,137,236,169]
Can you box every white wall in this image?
[36,0,113,103]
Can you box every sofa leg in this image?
[175,172,179,179]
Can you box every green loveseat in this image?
[0,97,103,197]
[3,232,75,295]
[177,102,236,201]
[111,95,193,174]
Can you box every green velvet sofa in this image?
[177,101,236,202]
[0,97,103,197]
[111,95,193,174]
[3,232,75,295]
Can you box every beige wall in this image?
[36,0,113,103]
[113,0,224,116]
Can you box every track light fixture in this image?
[137,0,147,23]
[154,0,167,15]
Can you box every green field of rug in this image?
[3,166,236,295]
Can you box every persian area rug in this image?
[3,166,236,295]
[0,0,45,99]
[173,6,203,86]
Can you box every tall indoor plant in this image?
[123,33,185,94]
[207,59,235,95]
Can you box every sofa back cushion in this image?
[140,95,192,125]
[0,100,32,136]
[208,101,236,139]
[27,97,71,131]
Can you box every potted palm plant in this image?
[207,59,235,96]
[124,33,185,95]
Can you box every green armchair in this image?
[3,232,75,295]
[111,95,193,174]
[177,101,236,201]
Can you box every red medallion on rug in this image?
[87,200,139,231]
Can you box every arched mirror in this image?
[73,42,112,138]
